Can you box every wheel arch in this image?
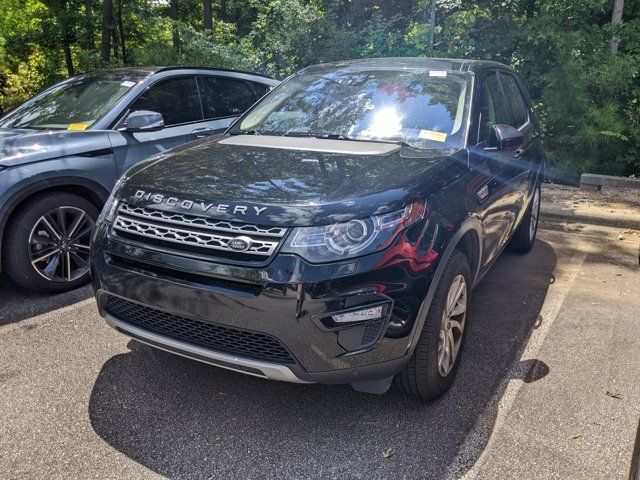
[0,177,109,272]
[405,216,483,357]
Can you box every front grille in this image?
[113,203,287,259]
[104,296,295,364]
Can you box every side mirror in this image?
[125,110,164,132]
[489,124,524,150]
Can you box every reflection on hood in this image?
[118,136,468,226]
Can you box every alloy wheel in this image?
[437,274,467,377]
[28,206,94,283]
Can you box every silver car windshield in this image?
[233,69,472,149]
[0,76,138,131]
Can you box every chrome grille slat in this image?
[118,203,286,237]
[113,203,284,258]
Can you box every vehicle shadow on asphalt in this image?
[0,275,92,326]
[88,240,557,479]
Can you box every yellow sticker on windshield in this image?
[419,130,447,142]
[67,123,88,131]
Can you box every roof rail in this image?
[154,66,274,80]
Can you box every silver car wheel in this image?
[437,274,467,377]
[28,206,94,283]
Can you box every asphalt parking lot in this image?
[1,214,639,479]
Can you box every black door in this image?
[470,70,532,270]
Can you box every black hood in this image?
[119,135,468,226]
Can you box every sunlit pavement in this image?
[0,222,638,479]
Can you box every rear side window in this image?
[479,72,511,143]
[130,76,203,126]
[199,76,257,119]
[501,74,529,127]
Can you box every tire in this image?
[394,250,471,400]
[3,192,98,293]
[509,183,541,254]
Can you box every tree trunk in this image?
[610,0,624,54]
[428,0,437,56]
[101,0,113,63]
[203,0,212,29]
[118,0,126,63]
[112,20,119,59]
[84,0,94,50]
[63,41,74,77]
[219,0,227,22]
[170,0,180,52]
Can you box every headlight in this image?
[97,192,119,224]
[97,177,126,224]
[281,200,425,263]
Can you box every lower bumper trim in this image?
[104,313,312,384]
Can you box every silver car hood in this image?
[0,128,112,167]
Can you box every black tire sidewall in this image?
[509,183,541,253]
[395,250,471,400]
[421,251,471,397]
[3,192,99,293]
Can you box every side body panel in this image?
[0,155,115,270]
[468,68,541,271]
[107,70,275,176]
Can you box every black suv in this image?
[91,58,544,399]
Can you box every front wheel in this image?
[3,192,98,293]
[394,250,471,400]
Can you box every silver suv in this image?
[0,67,278,292]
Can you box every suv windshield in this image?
[0,74,139,130]
[232,69,472,149]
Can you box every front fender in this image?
[404,215,483,357]
[0,155,116,271]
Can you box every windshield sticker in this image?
[121,81,136,87]
[67,123,88,131]
[419,129,448,142]
[429,71,448,78]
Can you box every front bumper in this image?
[104,312,310,383]
[91,221,437,385]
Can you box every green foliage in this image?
[0,0,638,179]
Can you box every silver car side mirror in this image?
[125,110,165,132]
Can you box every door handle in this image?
[192,127,218,138]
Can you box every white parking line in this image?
[444,250,587,479]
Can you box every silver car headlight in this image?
[281,201,425,263]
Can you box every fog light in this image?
[332,305,384,324]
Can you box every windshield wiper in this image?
[353,137,427,149]
[229,129,261,136]
[238,130,430,150]
[282,132,365,142]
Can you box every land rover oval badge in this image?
[227,236,252,252]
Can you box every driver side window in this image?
[479,72,511,144]
[129,76,203,127]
